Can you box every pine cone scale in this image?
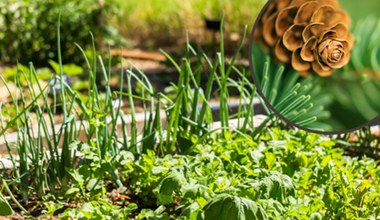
[294,1,317,24]
[330,24,349,39]
[283,24,306,51]
[311,6,336,26]
[313,59,332,76]
[275,38,292,62]
[263,14,279,47]
[302,23,324,42]
[275,7,299,36]
[300,37,317,61]
[292,47,312,71]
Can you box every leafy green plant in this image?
[158,23,261,153]
[60,201,137,220]
[0,18,127,205]
[113,128,380,219]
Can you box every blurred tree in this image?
[0,0,125,66]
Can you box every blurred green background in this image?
[0,0,266,66]
[341,0,380,24]
[327,0,380,131]
[2,0,376,67]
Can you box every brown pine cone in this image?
[256,0,354,76]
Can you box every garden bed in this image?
[1,8,380,218]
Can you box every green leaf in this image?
[264,152,276,170]
[203,194,267,220]
[310,212,323,220]
[49,60,61,74]
[156,171,185,205]
[62,64,83,76]
[138,206,169,220]
[0,193,13,216]
[67,169,84,185]
[81,203,95,219]
[253,172,295,202]
[49,60,83,76]
[86,178,100,191]
[65,188,80,196]
[179,202,201,220]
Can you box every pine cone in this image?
[256,0,354,76]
